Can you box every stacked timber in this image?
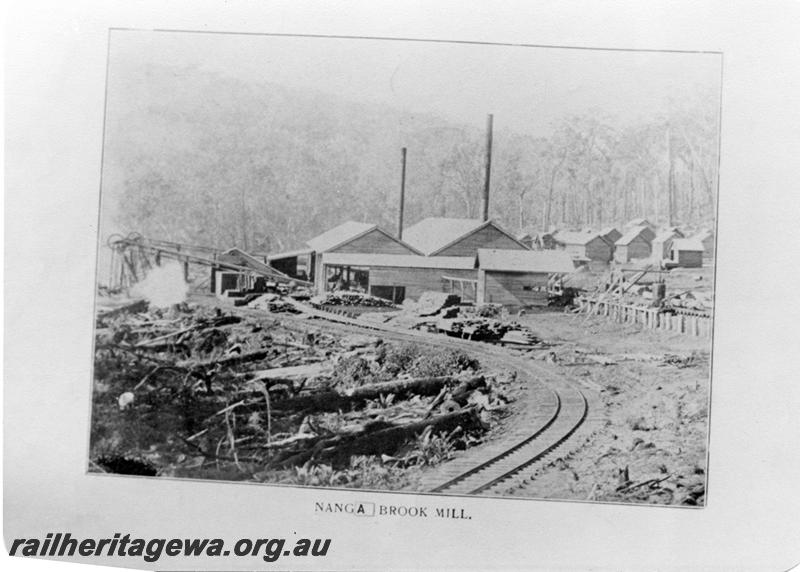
[310,291,398,308]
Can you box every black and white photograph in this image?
[7,2,800,571]
[89,29,721,506]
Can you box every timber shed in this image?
[477,249,575,308]
[669,238,705,268]
[615,227,653,263]
[306,221,422,292]
[402,218,528,257]
[266,247,314,281]
[651,229,683,261]
[599,226,622,245]
[320,252,477,303]
[554,231,613,263]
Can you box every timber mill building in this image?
[267,217,576,309]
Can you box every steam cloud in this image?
[130,262,188,307]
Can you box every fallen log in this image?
[242,363,333,382]
[96,299,148,320]
[271,406,482,468]
[270,374,485,413]
[136,316,242,349]
[345,374,484,401]
[178,348,274,370]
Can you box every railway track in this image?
[205,296,598,496]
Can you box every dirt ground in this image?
[497,307,711,506]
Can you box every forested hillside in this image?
[101,63,719,253]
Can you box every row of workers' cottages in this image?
[296,217,574,307]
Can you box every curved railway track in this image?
[212,298,598,496]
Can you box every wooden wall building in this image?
[615,227,653,262]
[306,221,423,292]
[669,238,705,268]
[321,253,477,303]
[477,249,576,308]
[651,229,683,261]
[554,231,613,263]
[303,217,575,308]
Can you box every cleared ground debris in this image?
[90,300,517,490]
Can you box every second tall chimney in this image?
[398,147,407,239]
[482,114,494,222]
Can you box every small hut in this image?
[669,238,705,268]
[651,229,683,261]
[615,227,653,263]
[554,232,613,263]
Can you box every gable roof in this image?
[599,226,621,237]
[307,221,422,254]
[555,231,606,246]
[402,217,527,256]
[653,229,681,243]
[627,217,654,228]
[671,238,705,252]
[478,249,576,273]
[219,248,297,281]
[616,226,653,246]
[307,221,375,252]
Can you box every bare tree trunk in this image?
[543,150,568,231]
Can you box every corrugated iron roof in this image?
[402,217,487,255]
[653,229,681,243]
[616,226,653,245]
[306,221,377,252]
[477,249,576,273]
[671,238,705,251]
[626,217,653,228]
[599,226,620,237]
[323,252,476,269]
[555,231,604,246]
[266,248,314,261]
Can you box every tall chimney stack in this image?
[398,147,407,239]
[482,114,494,222]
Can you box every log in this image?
[137,316,243,348]
[270,375,485,413]
[178,348,274,370]
[346,374,484,401]
[272,406,482,468]
[243,363,333,382]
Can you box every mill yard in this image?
[92,209,713,506]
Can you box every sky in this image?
[108,29,722,137]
